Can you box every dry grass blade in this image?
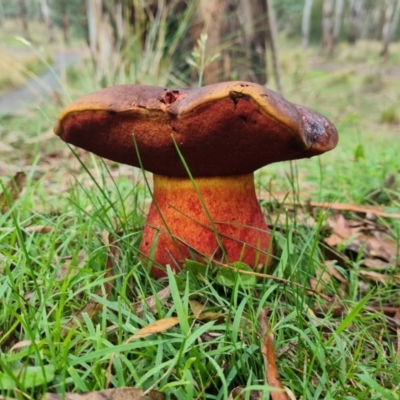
[227,386,263,399]
[259,308,288,400]
[0,225,53,233]
[43,387,165,400]
[189,300,225,322]
[359,270,399,284]
[10,340,41,352]
[125,317,180,342]
[61,232,119,336]
[0,171,27,213]
[395,309,400,359]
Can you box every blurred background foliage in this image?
[0,0,399,90]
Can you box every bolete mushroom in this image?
[55,81,338,278]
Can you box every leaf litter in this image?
[0,171,27,213]
[43,388,165,400]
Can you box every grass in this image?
[0,30,400,400]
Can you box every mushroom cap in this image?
[55,81,338,177]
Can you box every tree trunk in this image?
[191,0,227,85]
[381,0,398,61]
[115,0,125,49]
[322,0,335,53]
[333,0,344,43]
[348,0,364,45]
[40,0,55,43]
[302,0,313,49]
[266,0,283,94]
[235,0,269,84]
[18,0,30,40]
[86,0,117,83]
[392,0,400,39]
[61,0,69,45]
[0,0,5,27]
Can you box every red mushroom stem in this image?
[140,173,272,278]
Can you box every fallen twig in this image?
[259,194,400,220]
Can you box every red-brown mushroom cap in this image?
[54,81,338,177]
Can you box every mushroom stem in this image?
[140,173,272,278]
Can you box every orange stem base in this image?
[140,173,272,278]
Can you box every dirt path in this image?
[0,49,85,116]
[309,60,400,78]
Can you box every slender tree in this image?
[86,0,117,83]
[302,0,314,49]
[18,0,30,40]
[333,0,344,43]
[381,0,399,60]
[40,0,55,43]
[391,0,400,39]
[322,0,335,53]
[61,0,70,45]
[115,0,125,46]
[266,0,283,94]
[191,0,227,85]
[348,0,364,45]
[0,0,5,27]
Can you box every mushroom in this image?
[55,81,338,278]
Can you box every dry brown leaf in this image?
[362,258,391,270]
[43,388,165,400]
[364,234,397,263]
[125,317,180,342]
[324,233,344,247]
[359,270,390,284]
[56,249,86,280]
[259,309,288,400]
[326,264,347,284]
[61,300,103,336]
[189,300,225,322]
[132,286,171,317]
[310,269,332,292]
[325,213,398,268]
[228,386,263,399]
[0,142,14,152]
[329,214,355,240]
[10,340,38,352]
[0,172,27,213]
